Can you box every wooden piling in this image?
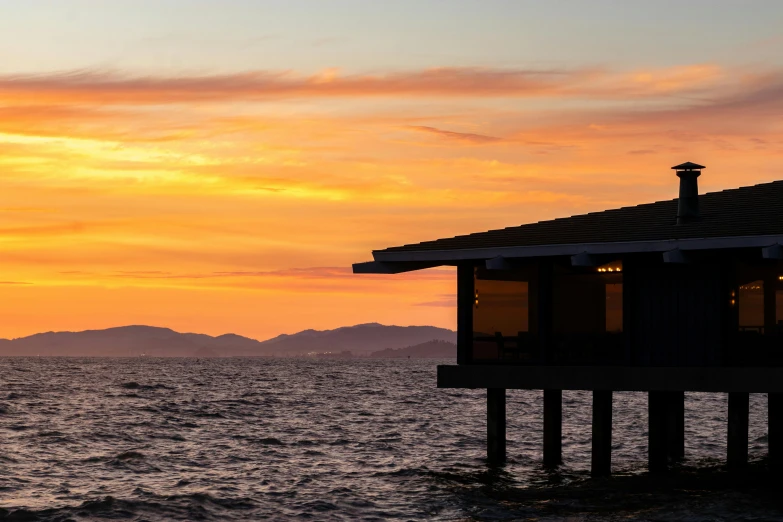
[770,393,782,470]
[727,392,749,470]
[648,391,668,472]
[591,390,612,477]
[665,391,685,461]
[487,388,506,464]
[543,389,562,468]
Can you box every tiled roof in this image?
[377,180,783,254]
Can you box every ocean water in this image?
[0,357,781,521]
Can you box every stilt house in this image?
[354,163,783,475]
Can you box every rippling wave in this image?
[0,357,781,520]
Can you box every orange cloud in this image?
[0,67,589,104]
[406,125,502,144]
[0,64,742,105]
[1,62,783,339]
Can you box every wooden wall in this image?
[629,260,724,366]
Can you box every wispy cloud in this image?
[0,64,738,105]
[414,294,456,308]
[104,266,454,283]
[406,125,502,144]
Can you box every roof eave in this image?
[372,234,783,264]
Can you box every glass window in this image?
[552,261,623,364]
[739,280,764,333]
[554,262,622,335]
[605,282,623,333]
[473,267,530,361]
[777,274,783,334]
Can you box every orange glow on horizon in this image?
[1,63,783,340]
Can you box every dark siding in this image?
[631,265,723,366]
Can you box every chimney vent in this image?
[672,161,705,225]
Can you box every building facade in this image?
[355,163,783,475]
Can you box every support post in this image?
[543,389,562,468]
[537,263,553,364]
[456,264,474,365]
[591,390,612,477]
[727,392,749,470]
[665,391,685,461]
[648,391,668,472]
[487,388,506,465]
[771,393,783,470]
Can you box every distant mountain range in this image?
[369,340,456,358]
[0,323,456,358]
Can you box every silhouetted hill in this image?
[255,323,456,355]
[370,340,456,359]
[0,325,251,357]
[0,324,456,357]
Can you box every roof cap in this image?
[671,161,705,170]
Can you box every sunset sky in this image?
[1,0,782,339]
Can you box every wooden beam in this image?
[727,392,749,470]
[571,251,599,267]
[486,256,515,270]
[592,390,613,477]
[352,260,442,274]
[543,389,562,468]
[762,243,783,260]
[437,365,783,393]
[662,248,690,264]
[570,252,617,267]
[487,388,507,465]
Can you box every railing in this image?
[469,331,783,367]
[473,333,540,363]
[725,332,783,366]
[471,332,625,365]
[550,333,625,365]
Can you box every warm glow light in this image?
[0,7,780,339]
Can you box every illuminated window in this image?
[553,262,623,334]
[473,267,530,360]
[739,280,764,333]
[777,289,783,327]
[605,282,623,333]
[776,276,783,334]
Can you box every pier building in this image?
[354,163,783,475]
